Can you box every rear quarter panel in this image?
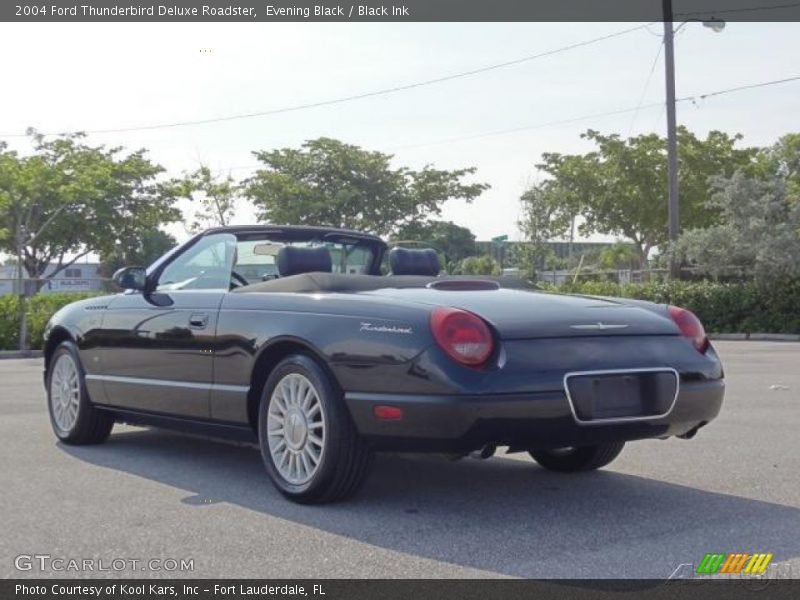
[213,291,723,425]
[212,292,437,421]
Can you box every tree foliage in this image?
[99,229,177,275]
[244,138,489,236]
[755,132,800,205]
[675,172,800,284]
[393,219,477,264]
[179,165,240,233]
[598,242,640,270]
[518,179,577,276]
[520,128,757,264]
[0,131,179,289]
[458,254,501,276]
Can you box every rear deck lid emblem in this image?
[570,322,629,330]
[360,322,413,334]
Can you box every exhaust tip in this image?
[678,421,708,440]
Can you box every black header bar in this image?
[3,579,800,600]
[4,0,800,22]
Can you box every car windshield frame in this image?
[145,226,387,292]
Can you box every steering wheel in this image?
[230,270,249,288]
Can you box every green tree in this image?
[179,165,240,233]
[518,179,579,277]
[598,242,640,270]
[755,133,800,205]
[526,128,757,265]
[0,131,180,288]
[244,138,488,236]
[393,220,477,268]
[459,254,501,276]
[675,171,800,284]
[99,229,177,276]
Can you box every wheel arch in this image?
[44,326,76,372]
[247,336,341,432]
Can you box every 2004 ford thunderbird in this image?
[43,225,724,503]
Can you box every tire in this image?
[258,354,372,504]
[46,341,114,445]
[529,441,625,472]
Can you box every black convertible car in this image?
[43,225,724,503]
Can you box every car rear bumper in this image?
[344,379,724,452]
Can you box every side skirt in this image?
[95,406,258,444]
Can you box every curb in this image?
[709,333,800,342]
[0,350,43,360]
[746,333,800,342]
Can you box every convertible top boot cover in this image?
[233,273,437,294]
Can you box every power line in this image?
[173,73,800,174]
[627,40,664,137]
[676,1,800,17]
[210,73,800,170]
[391,104,665,150]
[687,75,800,100]
[206,102,667,170]
[381,74,800,150]
[0,24,650,138]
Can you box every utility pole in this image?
[663,0,681,279]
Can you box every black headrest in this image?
[277,246,332,277]
[389,247,441,276]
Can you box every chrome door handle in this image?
[189,313,209,328]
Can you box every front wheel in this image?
[47,341,114,445]
[258,354,372,503]
[529,441,625,472]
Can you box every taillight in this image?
[430,307,494,366]
[668,305,709,354]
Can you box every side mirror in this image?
[112,266,147,291]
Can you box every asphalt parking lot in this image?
[1,341,798,579]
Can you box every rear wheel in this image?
[258,354,372,503]
[47,341,114,445]
[529,441,625,472]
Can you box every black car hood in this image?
[361,288,679,340]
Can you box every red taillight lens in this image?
[430,307,494,366]
[668,305,709,353]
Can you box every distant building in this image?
[0,263,106,295]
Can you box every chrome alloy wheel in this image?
[50,353,80,431]
[266,373,326,485]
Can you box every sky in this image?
[0,21,798,245]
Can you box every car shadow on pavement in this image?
[61,428,800,578]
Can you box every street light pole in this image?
[663,0,681,279]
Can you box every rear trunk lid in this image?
[364,287,679,340]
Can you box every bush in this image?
[458,255,501,276]
[0,292,103,351]
[540,279,800,334]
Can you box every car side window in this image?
[155,233,236,291]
